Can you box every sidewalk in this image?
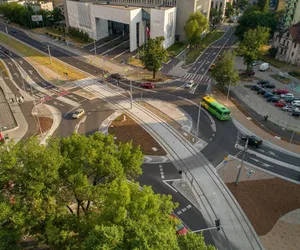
[82,82,263,250]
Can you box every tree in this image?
[257,0,270,12]
[1,133,215,249]
[225,3,234,18]
[185,11,208,46]
[178,233,216,250]
[210,8,222,26]
[211,50,240,90]
[52,7,64,25]
[235,11,279,40]
[238,26,270,70]
[236,0,248,10]
[140,36,168,79]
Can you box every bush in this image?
[289,70,300,77]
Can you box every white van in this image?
[259,63,270,72]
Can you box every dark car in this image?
[267,96,280,102]
[110,73,121,80]
[258,88,267,95]
[241,135,263,148]
[11,29,16,33]
[264,92,273,98]
[257,79,270,85]
[291,109,300,117]
[251,85,262,91]
[240,71,255,77]
[263,83,276,89]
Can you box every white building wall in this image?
[150,7,176,49]
[129,8,142,51]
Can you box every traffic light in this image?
[215,219,221,231]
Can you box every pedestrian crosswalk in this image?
[181,73,211,85]
[70,77,102,88]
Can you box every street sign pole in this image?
[235,138,248,186]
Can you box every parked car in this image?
[241,135,263,148]
[258,88,267,95]
[209,64,216,71]
[11,29,16,33]
[140,82,155,89]
[252,61,259,66]
[281,93,294,99]
[185,80,195,88]
[291,108,300,117]
[251,85,262,91]
[110,73,121,80]
[259,62,270,71]
[257,79,270,85]
[273,89,289,95]
[72,109,85,119]
[275,100,286,107]
[170,214,188,235]
[240,71,255,77]
[263,83,276,89]
[264,92,273,98]
[282,105,294,112]
[267,96,280,102]
[291,100,300,107]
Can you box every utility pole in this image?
[130,79,133,109]
[193,219,221,233]
[196,103,201,137]
[47,45,52,65]
[235,137,248,186]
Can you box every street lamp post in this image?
[47,45,52,65]
[235,137,249,186]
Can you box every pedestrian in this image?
[16,97,20,104]
[20,96,24,102]
[264,115,269,121]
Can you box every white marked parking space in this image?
[90,36,122,51]
[176,204,193,215]
[112,49,130,60]
[159,164,165,179]
[100,40,129,56]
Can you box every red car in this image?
[170,214,188,235]
[275,100,285,107]
[140,82,155,89]
[273,89,289,95]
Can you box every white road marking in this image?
[163,180,178,193]
[269,151,277,156]
[90,36,122,51]
[100,40,129,56]
[112,49,130,59]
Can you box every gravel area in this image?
[35,117,53,135]
[108,114,166,156]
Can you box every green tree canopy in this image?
[236,0,249,9]
[256,0,270,12]
[235,11,279,40]
[210,8,222,26]
[0,134,215,249]
[140,36,168,79]
[238,26,270,70]
[211,50,240,90]
[185,11,208,46]
[225,3,234,18]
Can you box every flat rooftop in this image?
[93,3,141,10]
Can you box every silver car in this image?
[282,105,294,112]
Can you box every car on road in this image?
[263,83,276,89]
[110,73,121,80]
[72,109,85,119]
[11,29,16,33]
[140,82,155,89]
[251,85,262,91]
[239,71,255,77]
[170,214,188,235]
[282,105,294,112]
[273,89,289,95]
[209,64,216,71]
[264,92,273,98]
[241,135,263,148]
[274,100,286,107]
[267,96,280,102]
[257,79,269,85]
[4,50,12,56]
[185,80,195,88]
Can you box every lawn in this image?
[258,45,291,69]
[0,32,87,81]
[0,60,8,77]
[167,42,186,57]
[186,29,224,65]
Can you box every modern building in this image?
[64,0,211,51]
[210,0,233,18]
[273,22,300,66]
[282,0,300,28]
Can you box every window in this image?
[286,41,289,47]
[291,52,294,57]
[294,43,297,49]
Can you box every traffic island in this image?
[217,157,300,248]
[108,114,167,156]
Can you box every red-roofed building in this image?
[273,22,300,66]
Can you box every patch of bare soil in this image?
[108,114,166,156]
[35,117,53,135]
[227,178,300,236]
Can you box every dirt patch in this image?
[138,102,197,144]
[35,117,53,135]
[227,178,300,236]
[108,114,166,156]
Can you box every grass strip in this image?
[0,32,87,81]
